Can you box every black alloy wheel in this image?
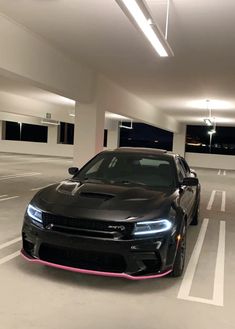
[171,223,186,277]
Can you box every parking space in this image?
[0,154,235,329]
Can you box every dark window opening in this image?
[58,122,74,145]
[103,129,108,147]
[120,122,173,151]
[186,125,235,155]
[3,121,48,143]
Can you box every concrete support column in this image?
[47,125,58,146]
[107,121,120,149]
[73,101,105,168]
[173,124,186,156]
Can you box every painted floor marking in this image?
[177,218,209,301]
[207,190,226,212]
[0,196,19,202]
[207,190,216,210]
[0,237,21,251]
[218,170,226,176]
[0,251,20,265]
[178,219,226,306]
[221,191,226,212]
[0,172,41,181]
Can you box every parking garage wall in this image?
[185,152,235,170]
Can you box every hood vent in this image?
[79,192,114,200]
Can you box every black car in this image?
[21,148,200,280]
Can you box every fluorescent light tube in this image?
[116,0,173,57]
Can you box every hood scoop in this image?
[79,192,114,200]
[56,180,81,196]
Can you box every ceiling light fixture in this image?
[41,119,60,126]
[204,118,213,126]
[116,0,173,57]
[119,120,133,129]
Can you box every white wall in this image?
[0,140,73,157]
[185,152,235,170]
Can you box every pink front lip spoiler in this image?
[21,250,172,280]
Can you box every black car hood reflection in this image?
[34,180,177,222]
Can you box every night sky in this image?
[120,122,173,150]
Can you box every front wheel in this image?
[171,224,186,277]
[191,198,200,226]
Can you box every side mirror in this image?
[68,167,79,176]
[182,177,199,186]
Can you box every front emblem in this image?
[108,225,125,231]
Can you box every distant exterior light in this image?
[154,140,159,143]
[187,143,201,146]
[208,129,216,135]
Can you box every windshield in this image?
[76,152,176,188]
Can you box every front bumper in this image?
[22,216,178,280]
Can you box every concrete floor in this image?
[0,153,234,329]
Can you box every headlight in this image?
[27,204,43,224]
[133,219,173,236]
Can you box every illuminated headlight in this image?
[133,219,173,236]
[27,204,43,223]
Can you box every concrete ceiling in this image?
[0,0,235,125]
[0,75,75,107]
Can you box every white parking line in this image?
[178,219,226,306]
[207,190,216,210]
[207,190,226,212]
[0,196,19,202]
[0,237,21,251]
[213,221,226,306]
[0,172,41,181]
[177,218,209,300]
[0,251,20,265]
[221,191,226,212]
[0,195,8,198]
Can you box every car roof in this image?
[107,147,177,158]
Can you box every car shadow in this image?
[16,257,179,295]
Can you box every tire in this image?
[171,223,186,277]
[190,198,200,226]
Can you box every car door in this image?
[175,157,195,220]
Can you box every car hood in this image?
[33,180,177,222]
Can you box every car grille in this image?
[42,213,133,239]
[39,244,126,273]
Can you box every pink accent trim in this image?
[21,250,172,280]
